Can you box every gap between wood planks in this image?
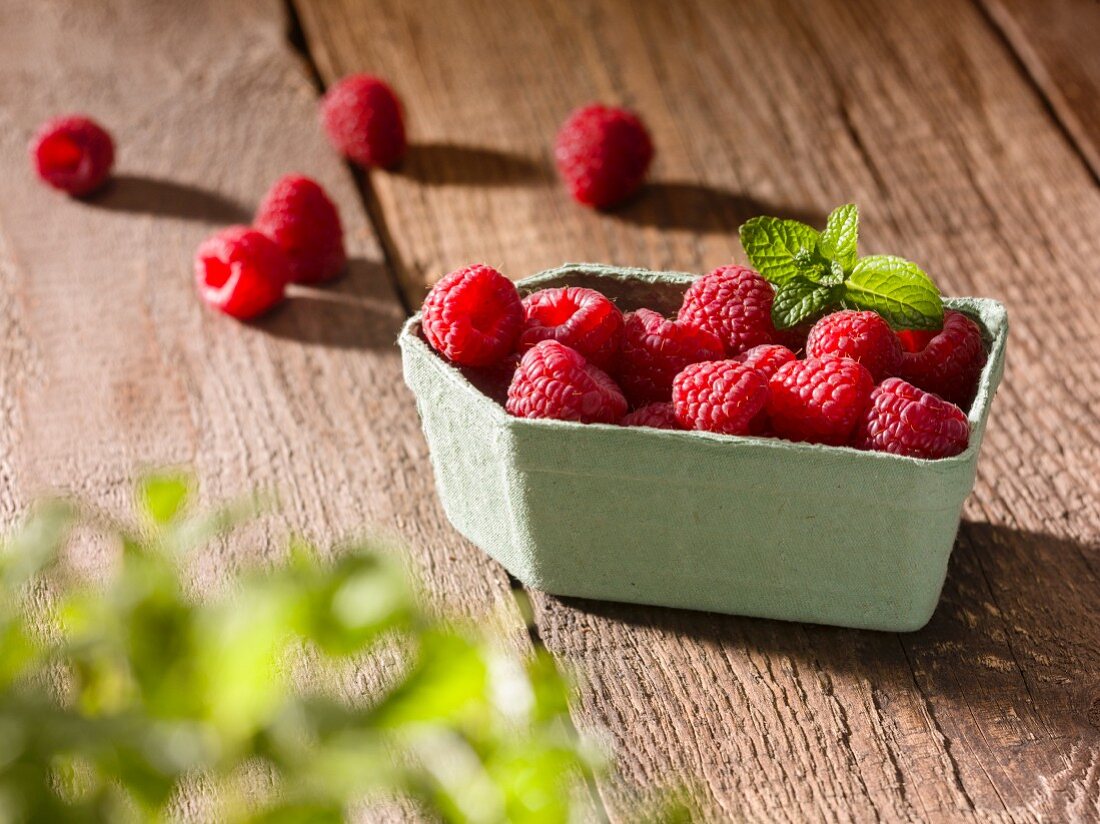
[282,1,612,817]
[972,0,1100,187]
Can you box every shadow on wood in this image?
[611,183,825,233]
[395,142,546,186]
[86,174,252,224]
[258,258,406,350]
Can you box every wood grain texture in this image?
[295,0,1100,820]
[978,0,1100,182]
[0,0,528,696]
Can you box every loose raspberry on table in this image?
[672,360,769,436]
[194,226,290,320]
[677,265,777,355]
[898,310,986,409]
[421,264,523,367]
[767,356,874,445]
[554,104,653,209]
[855,378,970,459]
[735,344,797,381]
[518,286,623,370]
[616,308,725,407]
[805,310,903,382]
[620,402,681,430]
[30,115,114,196]
[321,74,406,168]
[254,175,346,285]
[506,340,627,424]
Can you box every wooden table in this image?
[2,0,1098,820]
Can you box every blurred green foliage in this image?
[0,473,600,822]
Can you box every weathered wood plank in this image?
[978,0,1100,181]
[0,0,527,664]
[295,0,1100,820]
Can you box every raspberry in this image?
[421,264,523,366]
[897,328,937,354]
[898,310,986,409]
[855,378,970,459]
[805,310,903,382]
[194,226,290,320]
[506,341,626,424]
[29,115,114,196]
[767,356,874,445]
[735,344,796,380]
[616,308,725,407]
[254,175,346,285]
[677,265,777,355]
[518,287,623,370]
[321,75,406,168]
[554,104,653,209]
[620,402,681,430]
[672,361,769,436]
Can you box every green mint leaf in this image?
[844,255,944,329]
[819,203,859,271]
[772,277,841,329]
[739,217,820,286]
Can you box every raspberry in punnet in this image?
[898,310,986,409]
[554,104,653,209]
[677,265,777,355]
[518,286,623,370]
[421,265,523,367]
[805,310,903,382]
[767,356,874,445]
[616,308,725,407]
[194,226,290,320]
[896,328,937,354]
[620,402,681,430]
[29,115,114,196]
[735,344,796,381]
[672,360,769,436]
[506,340,627,424]
[254,175,346,285]
[855,378,970,459]
[321,74,406,168]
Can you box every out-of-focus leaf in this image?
[137,472,193,526]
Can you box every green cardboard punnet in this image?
[400,264,1008,632]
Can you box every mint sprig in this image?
[739,203,943,330]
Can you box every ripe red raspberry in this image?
[254,175,346,285]
[897,328,937,354]
[898,310,986,409]
[554,104,653,209]
[616,309,725,407]
[672,360,769,436]
[194,226,290,320]
[518,287,623,370]
[506,340,626,424]
[677,265,777,355]
[620,402,681,430]
[321,75,406,168]
[767,356,874,445]
[805,310,903,382]
[735,344,796,380]
[29,115,114,196]
[421,264,523,366]
[855,378,970,459]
